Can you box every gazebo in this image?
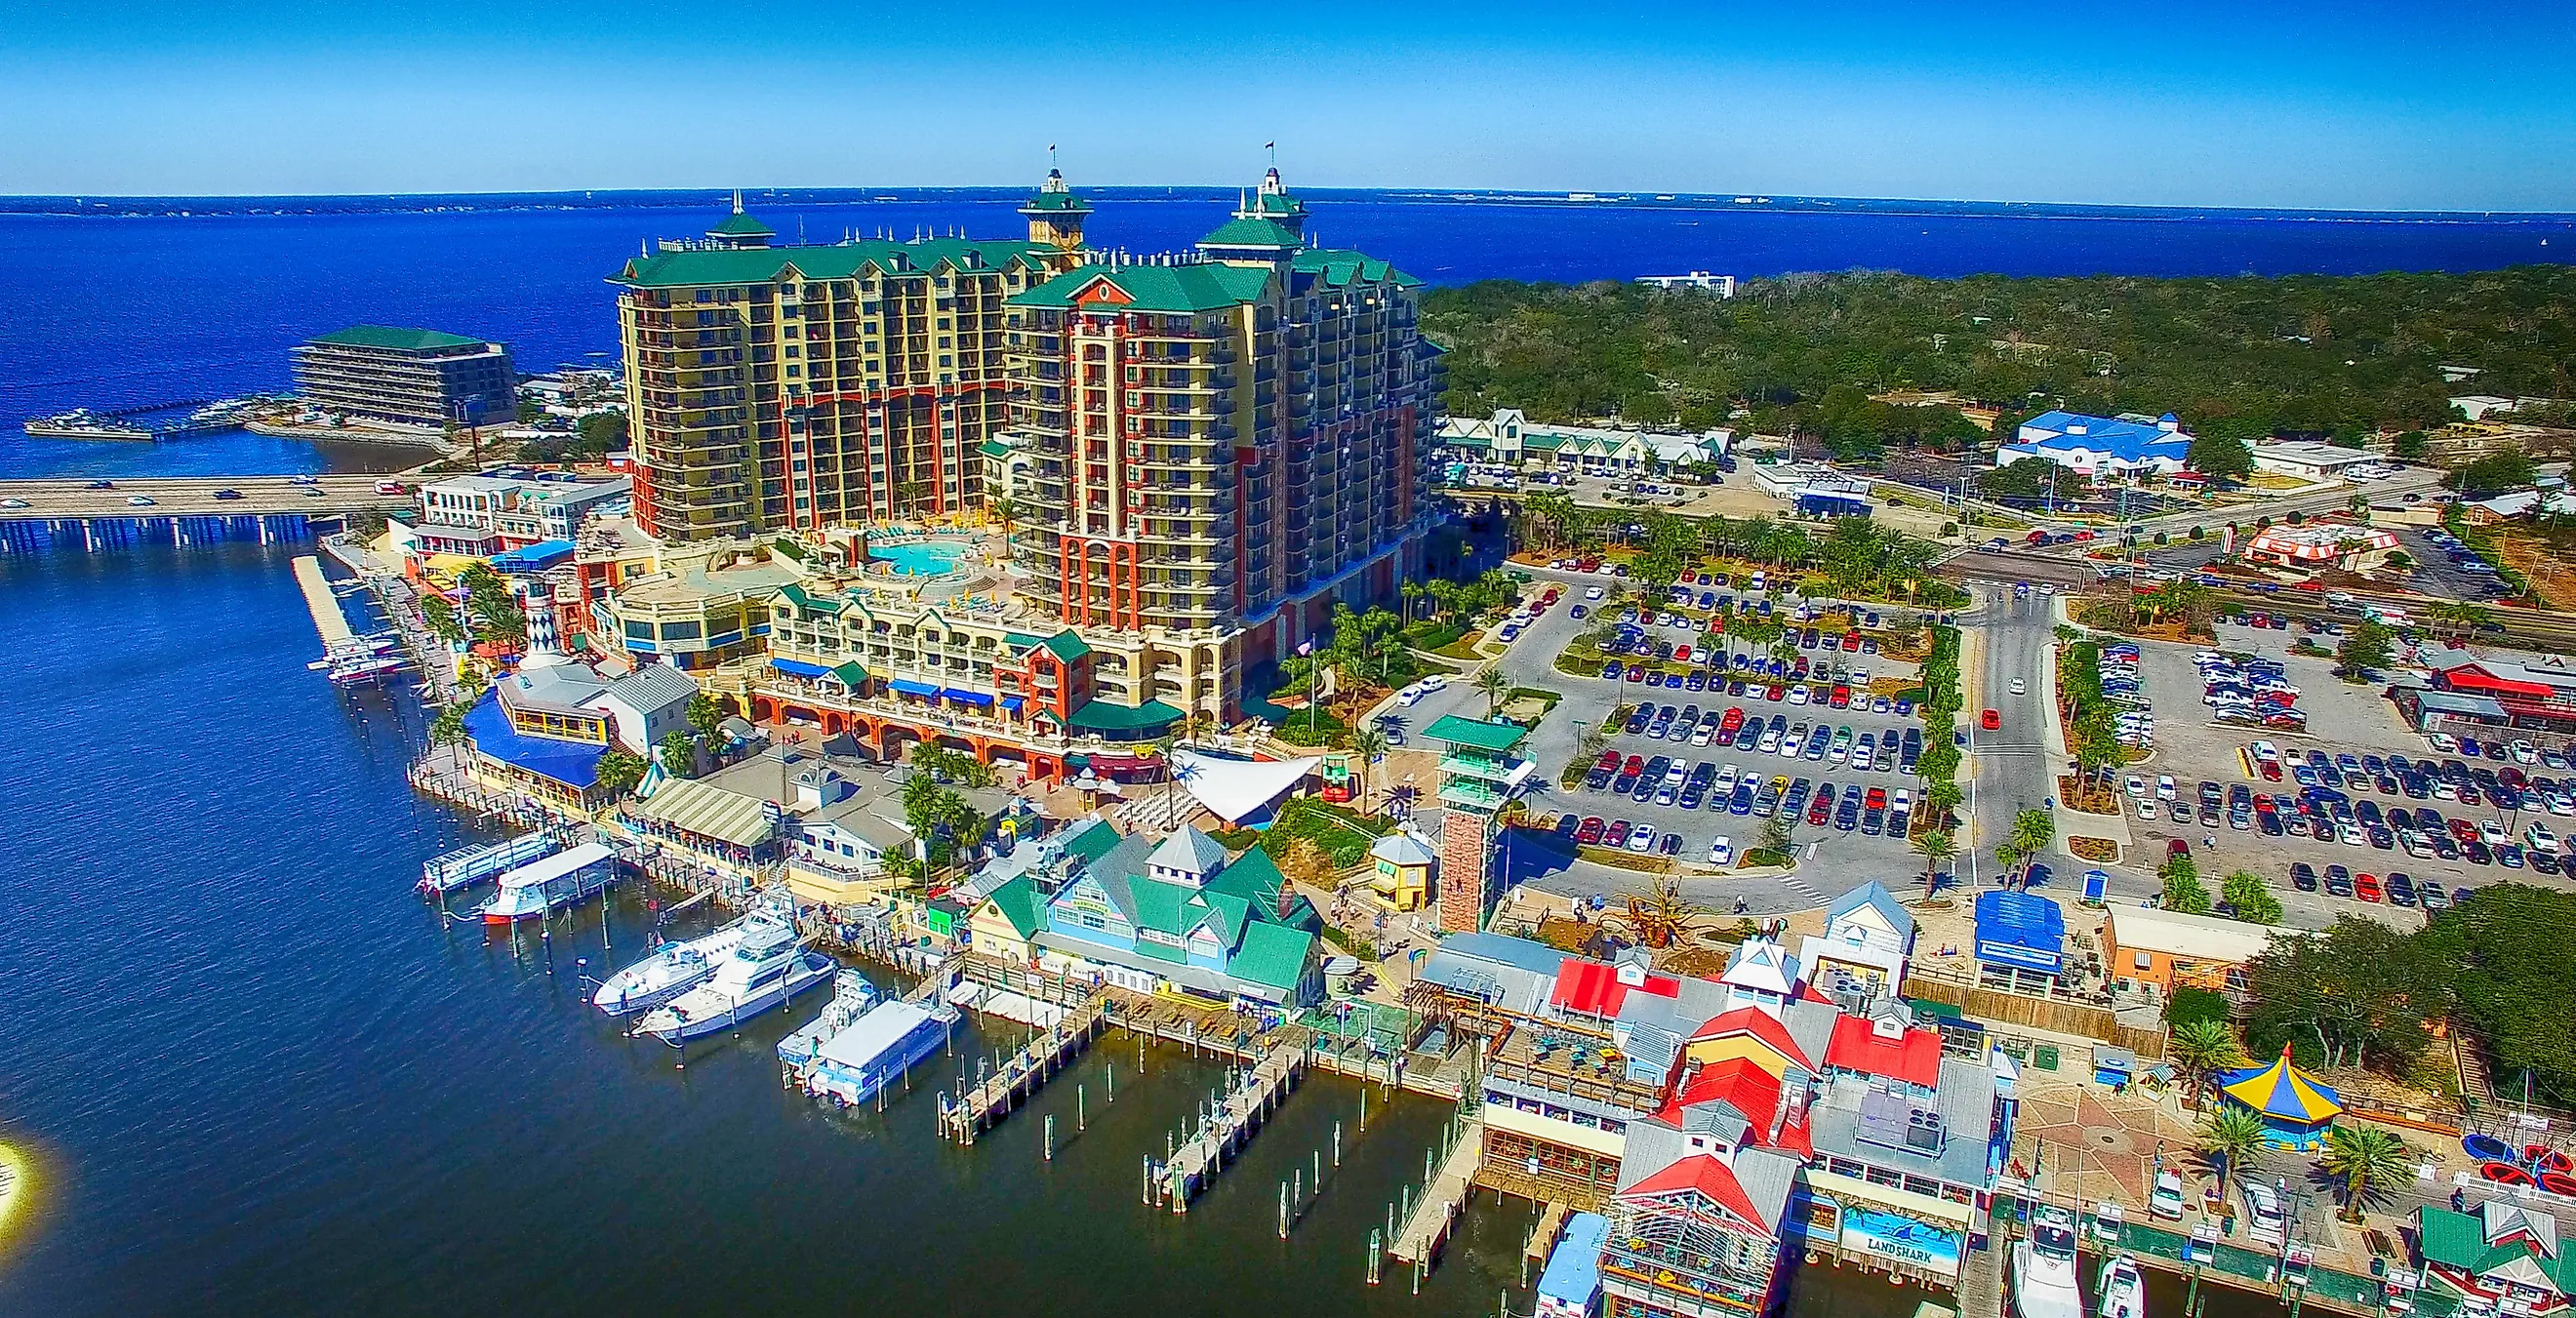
[2217,1044,2344,1149]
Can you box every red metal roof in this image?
[1662,1057,1782,1129]
[1550,958,1678,1018]
[2442,664,2562,699]
[1623,1153,1772,1231]
[1688,1005,1814,1070]
[1825,1016,1944,1089]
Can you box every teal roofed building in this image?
[1030,823,1324,1007]
[704,190,775,249]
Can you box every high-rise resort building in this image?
[293,325,517,427]
[592,170,1443,776]
[611,186,1086,541]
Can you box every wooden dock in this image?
[938,997,1108,1144]
[292,555,356,648]
[1389,1113,1483,1265]
[1155,1038,1307,1213]
[1956,1229,2005,1318]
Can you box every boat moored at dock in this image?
[777,969,884,1072]
[800,1000,956,1109]
[2012,1205,2084,1318]
[474,841,620,925]
[629,920,835,1043]
[420,831,560,897]
[591,909,783,1017]
[2096,1254,2148,1318]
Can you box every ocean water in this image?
[4,186,2571,480]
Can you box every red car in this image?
[1841,631,1862,652]
[1594,750,1623,773]
[1575,817,1606,845]
[1865,786,1889,811]
[1981,708,2001,731]
[1719,706,1746,738]
[2355,873,2384,903]
[1764,684,1786,701]
[1807,789,1834,826]
[1830,685,1851,709]
[2167,838,2192,861]
[1604,820,1633,848]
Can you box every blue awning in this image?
[489,539,576,573]
[890,678,941,699]
[943,688,993,706]
[772,657,831,678]
[1000,695,1025,711]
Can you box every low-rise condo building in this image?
[294,324,517,426]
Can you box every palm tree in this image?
[2008,809,2056,874]
[1349,726,1389,811]
[1910,829,1957,897]
[1475,665,1512,720]
[987,494,1021,540]
[2166,1019,2247,1107]
[1401,580,1428,625]
[1924,779,1965,826]
[2318,1126,2415,1222]
[2196,1106,2272,1201]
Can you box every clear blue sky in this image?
[6,0,2573,210]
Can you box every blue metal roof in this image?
[489,539,576,572]
[463,693,605,789]
[2009,411,2192,464]
[1972,890,2066,972]
[1539,1212,1609,1307]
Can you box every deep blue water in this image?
[5,186,2571,480]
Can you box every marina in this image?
[17,396,271,442]
[418,830,559,896]
[470,841,622,925]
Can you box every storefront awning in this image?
[890,678,941,699]
[1065,699,1185,732]
[772,657,832,678]
[943,689,994,706]
[1000,695,1025,712]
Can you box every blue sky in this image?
[5,0,2573,210]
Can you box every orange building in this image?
[2101,905,2278,1000]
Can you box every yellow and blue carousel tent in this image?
[2218,1043,2343,1148]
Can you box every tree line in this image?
[1424,266,2576,458]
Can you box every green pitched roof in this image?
[1055,818,1124,868]
[828,660,868,687]
[612,238,1049,289]
[1228,921,1318,992]
[777,582,844,616]
[979,875,1045,939]
[2419,1206,2576,1292]
[1010,263,1272,314]
[1065,698,1181,732]
[708,211,775,237]
[1199,217,1306,250]
[1294,247,1421,291]
[1022,190,1090,213]
[307,325,485,351]
[1423,714,1530,753]
[1245,189,1304,218]
[1039,630,1091,662]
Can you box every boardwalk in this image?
[291,555,356,648]
[1157,1038,1306,1213]
[1389,1114,1483,1264]
[939,998,1108,1144]
[1956,1230,2005,1318]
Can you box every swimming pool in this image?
[870,539,967,576]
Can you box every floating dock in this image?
[1389,1114,1483,1263]
[292,555,356,649]
[420,831,560,897]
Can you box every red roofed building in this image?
[2434,659,2576,736]
[1550,950,1680,1019]
[1825,1009,1945,1092]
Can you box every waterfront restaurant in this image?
[2415,1200,2576,1318]
[1026,825,1325,1009]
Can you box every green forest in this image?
[1423,265,2576,458]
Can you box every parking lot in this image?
[2115,624,2576,928]
[2394,525,2517,603]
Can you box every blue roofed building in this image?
[1971,890,2067,994]
[1994,411,2192,481]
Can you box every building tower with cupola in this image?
[1019,168,1092,272]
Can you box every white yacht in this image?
[2096,1254,2148,1318]
[591,911,775,1017]
[2012,1206,2085,1318]
[629,920,834,1043]
[777,969,883,1073]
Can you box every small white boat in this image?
[591,911,772,1017]
[2013,1206,2085,1318]
[476,842,620,924]
[630,919,834,1043]
[2097,1254,2148,1318]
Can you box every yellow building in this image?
[1366,830,1435,911]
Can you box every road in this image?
[1964,586,2062,889]
[0,474,416,517]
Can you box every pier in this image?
[293,555,357,649]
[939,997,1110,1144]
[1156,1037,1306,1213]
[1388,1112,1482,1264]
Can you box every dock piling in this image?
[1368,1230,1383,1285]
[1043,1114,1054,1162]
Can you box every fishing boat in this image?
[475,842,620,924]
[2097,1254,2148,1318]
[2012,1206,2085,1318]
[630,920,835,1043]
[801,1000,957,1108]
[592,909,781,1017]
[777,969,884,1072]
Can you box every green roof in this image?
[1055,818,1124,868]
[612,238,1049,289]
[1022,190,1090,213]
[1423,714,1529,753]
[1010,262,1272,314]
[777,582,844,616]
[828,660,868,687]
[1199,217,1306,250]
[1228,920,1318,992]
[1294,247,1421,291]
[978,438,1013,459]
[1039,630,1091,662]
[307,325,486,352]
[2419,1207,2576,1292]
[1065,698,1182,732]
[707,212,775,237]
[1245,189,1304,218]
[978,875,1045,939]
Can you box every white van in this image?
[2238,1180,2286,1248]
